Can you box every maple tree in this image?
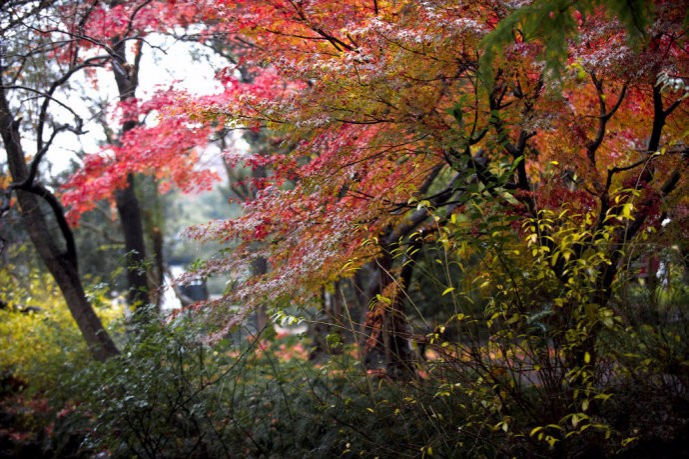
[55,0,224,309]
[161,0,688,376]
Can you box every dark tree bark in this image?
[114,174,149,308]
[308,280,347,363]
[151,226,165,312]
[109,25,150,310]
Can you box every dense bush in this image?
[3,203,689,459]
[65,281,689,459]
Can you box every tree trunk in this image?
[151,226,165,313]
[1,89,119,362]
[115,174,150,308]
[361,250,418,380]
[251,253,269,332]
[308,281,346,362]
[110,30,151,310]
[249,160,269,332]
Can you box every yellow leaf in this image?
[571,414,580,427]
[622,203,635,221]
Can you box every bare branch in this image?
[585,74,627,165]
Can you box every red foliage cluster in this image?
[61,91,220,223]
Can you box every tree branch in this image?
[585,74,627,165]
[286,0,357,53]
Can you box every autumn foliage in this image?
[61,92,220,222]
[2,0,689,456]
[161,0,688,317]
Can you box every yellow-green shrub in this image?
[0,264,124,391]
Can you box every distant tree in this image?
[0,0,219,353]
